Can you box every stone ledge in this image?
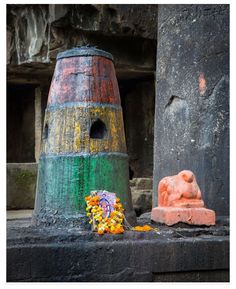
[7,215,229,282]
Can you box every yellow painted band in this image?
[42,106,127,154]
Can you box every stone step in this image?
[7,210,33,220]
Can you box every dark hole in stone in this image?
[90,119,107,139]
[129,166,134,180]
[43,124,49,140]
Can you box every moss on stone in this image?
[13,169,37,191]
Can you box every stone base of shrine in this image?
[151,207,216,226]
[7,213,229,282]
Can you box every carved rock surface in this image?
[7,4,158,66]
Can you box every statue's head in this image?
[158,170,204,208]
[178,170,194,183]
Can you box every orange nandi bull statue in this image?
[151,170,215,226]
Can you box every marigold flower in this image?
[133,225,153,232]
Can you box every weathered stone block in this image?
[7,163,37,209]
[130,177,153,216]
[131,189,152,216]
[130,178,153,189]
[134,178,153,190]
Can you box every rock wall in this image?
[7,4,157,84]
[153,5,229,216]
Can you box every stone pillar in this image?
[153,5,229,216]
[35,86,42,162]
[33,47,136,227]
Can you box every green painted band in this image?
[34,154,132,216]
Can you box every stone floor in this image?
[7,211,229,282]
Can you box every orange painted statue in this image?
[158,170,204,208]
[151,170,216,226]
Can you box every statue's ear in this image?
[181,171,194,183]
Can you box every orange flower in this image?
[133,225,153,232]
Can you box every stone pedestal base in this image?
[151,207,215,226]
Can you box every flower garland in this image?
[85,194,125,234]
[85,193,155,235]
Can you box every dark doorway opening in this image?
[119,76,155,178]
[7,84,36,163]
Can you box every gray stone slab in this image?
[7,215,229,282]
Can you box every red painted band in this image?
[48,56,121,105]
